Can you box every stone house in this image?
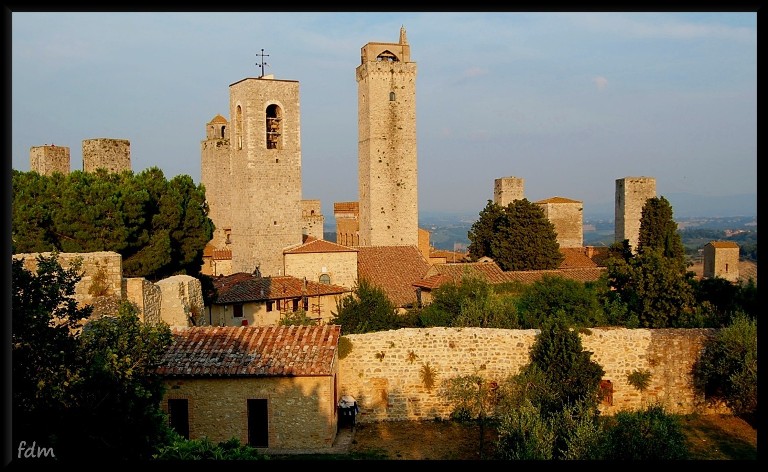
[207,272,350,327]
[157,325,341,453]
[283,237,359,289]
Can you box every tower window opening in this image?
[389,91,396,101]
[266,104,282,150]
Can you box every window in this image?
[168,399,189,439]
[319,274,331,285]
[266,301,274,312]
[389,91,396,101]
[266,104,282,150]
[599,380,614,406]
[247,399,269,448]
[292,298,299,312]
[233,304,243,318]
[236,105,243,150]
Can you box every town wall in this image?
[156,275,206,328]
[123,277,163,324]
[338,327,725,423]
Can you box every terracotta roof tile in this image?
[355,246,431,308]
[209,114,228,124]
[502,267,606,284]
[424,261,511,285]
[559,248,598,269]
[212,273,349,304]
[535,196,582,204]
[284,238,359,254]
[157,325,340,377]
[707,241,740,248]
[429,250,471,262]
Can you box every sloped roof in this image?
[424,261,511,285]
[535,196,582,204]
[559,248,599,269]
[429,249,471,262]
[212,273,349,304]
[355,245,431,308]
[284,238,358,254]
[209,114,228,124]
[502,267,606,284]
[706,241,740,248]
[157,325,340,378]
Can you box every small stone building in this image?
[283,237,359,289]
[703,241,740,282]
[157,325,341,453]
[207,272,350,326]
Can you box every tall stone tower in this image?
[227,75,303,276]
[494,176,524,207]
[615,176,656,252]
[356,26,418,247]
[201,114,232,250]
[536,197,583,248]
[30,144,70,175]
[82,138,131,173]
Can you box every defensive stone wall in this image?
[338,327,724,423]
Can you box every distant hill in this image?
[585,192,757,220]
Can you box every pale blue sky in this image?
[11,12,757,219]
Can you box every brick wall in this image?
[338,327,724,423]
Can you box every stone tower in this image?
[82,138,131,173]
[494,176,524,207]
[227,75,304,276]
[356,26,418,247]
[703,241,740,282]
[30,144,70,175]
[536,197,583,248]
[301,200,325,241]
[201,114,232,250]
[615,176,656,252]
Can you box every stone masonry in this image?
[29,144,71,176]
[357,27,418,247]
[494,176,525,207]
[536,197,583,248]
[338,327,725,423]
[81,138,131,173]
[615,176,656,252]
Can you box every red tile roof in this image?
[502,267,606,284]
[157,325,340,377]
[429,249,470,262]
[212,273,349,304]
[355,245,431,308]
[559,248,599,269]
[424,261,511,285]
[284,238,359,254]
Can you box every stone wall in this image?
[81,138,131,173]
[123,277,162,324]
[13,251,123,308]
[301,200,325,241]
[338,327,723,423]
[30,145,70,176]
[156,275,206,328]
[283,251,359,289]
[162,375,338,453]
[537,198,583,248]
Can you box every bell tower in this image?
[356,26,418,247]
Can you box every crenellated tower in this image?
[356,26,418,247]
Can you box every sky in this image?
[10,11,758,221]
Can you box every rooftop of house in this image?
[157,325,340,377]
[355,245,431,308]
[212,273,350,305]
[284,238,358,254]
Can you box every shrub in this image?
[601,404,690,460]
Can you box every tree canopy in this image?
[468,199,563,271]
[12,167,214,280]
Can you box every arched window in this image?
[266,104,282,149]
[389,91,396,101]
[319,274,331,285]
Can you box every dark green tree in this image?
[65,301,174,460]
[11,167,214,281]
[331,279,401,333]
[601,404,690,460]
[517,275,605,328]
[468,199,563,271]
[637,196,686,262]
[12,253,92,452]
[692,313,757,420]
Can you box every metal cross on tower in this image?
[256,49,270,77]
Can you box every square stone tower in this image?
[227,75,304,276]
[703,241,740,282]
[201,114,232,250]
[30,144,70,176]
[536,197,583,248]
[356,26,418,247]
[82,138,131,173]
[334,202,360,247]
[615,176,656,253]
[494,176,525,207]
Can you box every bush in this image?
[601,404,690,460]
[692,313,757,417]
